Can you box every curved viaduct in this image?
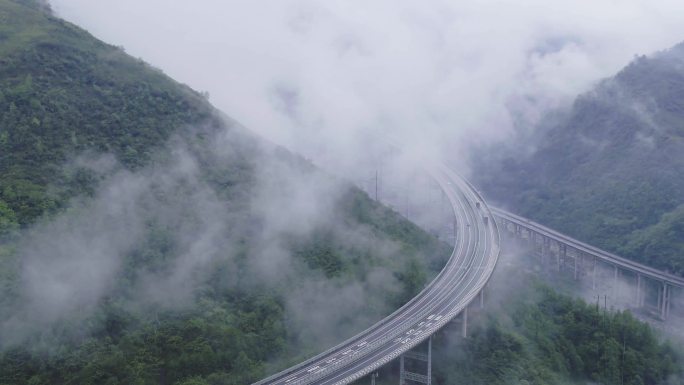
[493,208,684,321]
[254,163,501,385]
[254,165,682,385]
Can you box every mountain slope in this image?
[476,42,684,275]
[0,0,215,227]
[0,2,450,384]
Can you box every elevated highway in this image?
[493,208,683,319]
[253,163,501,385]
[254,159,683,384]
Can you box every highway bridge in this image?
[253,163,501,385]
[493,208,684,321]
[254,162,682,385]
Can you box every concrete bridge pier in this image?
[479,288,485,309]
[556,241,564,272]
[526,228,534,249]
[462,307,469,337]
[613,265,619,301]
[493,209,684,328]
[658,283,671,320]
[399,336,432,385]
[635,274,643,308]
[370,372,378,385]
[591,256,597,291]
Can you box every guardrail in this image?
[492,207,684,289]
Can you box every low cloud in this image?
[0,125,430,350]
[49,0,684,178]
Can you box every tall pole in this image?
[592,257,597,291]
[635,274,642,308]
[461,307,468,338]
[399,354,405,385]
[613,266,619,302]
[375,170,379,201]
[427,336,432,385]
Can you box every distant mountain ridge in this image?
[476,41,684,275]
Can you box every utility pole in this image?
[375,170,379,201]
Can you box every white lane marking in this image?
[342,349,353,355]
[307,366,320,373]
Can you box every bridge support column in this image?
[573,251,579,280]
[427,335,432,384]
[399,354,404,385]
[636,274,642,308]
[462,307,468,338]
[660,284,671,320]
[592,257,597,291]
[371,372,378,385]
[557,242,565,272]
[658,286,663,312]
[479,289,485,309]
[528,229,534,248]
[399,336,432,385]
[613,266,619,301]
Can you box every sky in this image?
[49,0,684,174]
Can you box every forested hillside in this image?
[0,1,449,384]
[1,1,680,385]
[0,0,215,228]
[431,284,681,385]
[476,42,684,276]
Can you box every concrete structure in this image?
[254,152,682,385]
[253,164,501,385]
[493,208,684,321]
[399,336,432,385]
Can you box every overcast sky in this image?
[50,0,684,172]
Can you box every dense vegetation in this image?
[1,2,680,385]
[476,42,684,276]
[0,1,449,384]
[0,0,215,229]
[432,286,681,385]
